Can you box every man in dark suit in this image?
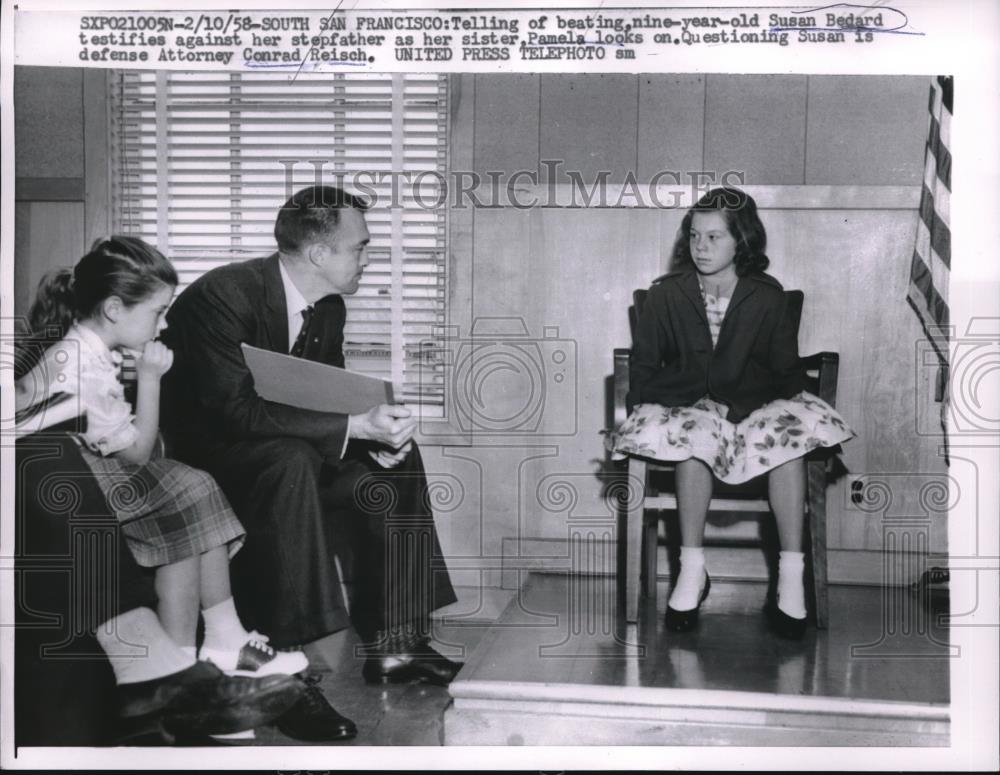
[162,186,459,741]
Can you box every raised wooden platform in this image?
[444,573,950,746]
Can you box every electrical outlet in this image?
[845,475,866,510]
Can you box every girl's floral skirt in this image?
[607,392,854,484]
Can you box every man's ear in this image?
[305,241,327,267]
[101,295,125,323]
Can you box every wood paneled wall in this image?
[470,74,928,186]
[12,68,946,592]
[13,66,110,319]
[425,73,946,588]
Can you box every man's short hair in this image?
[274,186,369,253]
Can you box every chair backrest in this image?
[628,287,822,394]
[617,283,839,437]
[629,287,804,342]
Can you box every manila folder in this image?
[241,343,394,415]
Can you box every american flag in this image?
[907,75,952,456]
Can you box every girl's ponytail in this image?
[27,268,77,338]
[15,269,77,379]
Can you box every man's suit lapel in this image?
[262,253,290,354]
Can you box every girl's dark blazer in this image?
[628,268,806,423]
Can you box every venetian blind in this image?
[110,70,448,409]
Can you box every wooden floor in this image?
[247,619,488,746]
[246,572,949,746]
[444,573,951,746]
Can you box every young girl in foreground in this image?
[17,237,309,676]
[611,188,854,639]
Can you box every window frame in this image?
[108,68,452,416]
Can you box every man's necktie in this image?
[290,306,314,358]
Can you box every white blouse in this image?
[17,323,139,456]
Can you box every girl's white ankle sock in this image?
[200,596,250,653]
[777,550,807,619]
[669,546,707,612]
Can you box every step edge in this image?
[448,679,951,721]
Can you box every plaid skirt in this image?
[78,444,246,568]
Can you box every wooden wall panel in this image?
[471,208,535,319]
[704,75,808,185]
[467,208,671,546]
[806,76,929,185]
[12,71,944,582]
[459,200,946,558]
[416,444,490,586]
[14,67,85,179]
[637,74,705,182]
[766,210,947,551]
[473,75,539,177]
[14,202,87,319]
[538,74,638,184]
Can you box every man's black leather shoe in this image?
[116,660,304,741]
[274,672,358,742]
[361,632,462,687]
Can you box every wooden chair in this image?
[612,288,840,627]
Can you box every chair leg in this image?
[642,514,658,605]
[806,459,829,629]
[624,458,647,623]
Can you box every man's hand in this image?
[368,439,412,469]
[135,341,174,381]
[349,404,416,449]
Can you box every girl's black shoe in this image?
[764,600,808,640]
[664,573,711,632]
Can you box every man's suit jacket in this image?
[628,268,806,423]
[162,253,350,463]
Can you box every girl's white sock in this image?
[200,596,251,653]
[777,550,807,619]
[95,607,196,685]
[668,546,707,611]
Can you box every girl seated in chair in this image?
[609,187,854,639]
[16,237,309,698]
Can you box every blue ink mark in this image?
[769,2,923,35]
[521,37,624,48]
[244,61,306,69]
[244,59,367,69]
[769,27,924,36]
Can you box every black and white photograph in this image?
[1,0,998,770]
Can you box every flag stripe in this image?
[908,252,950,330]
[927,114,952,191]
[908,75,951,458]
[937,74,953,113]
[918,184,952,269]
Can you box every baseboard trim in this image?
[432,585,516,624]
[500,536,939,589]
